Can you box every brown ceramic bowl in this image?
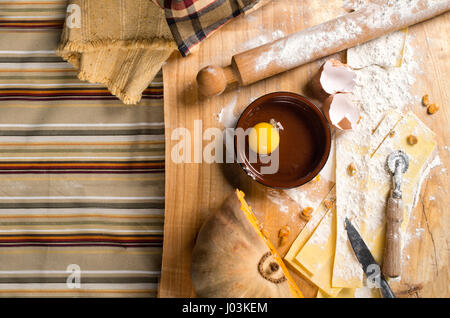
[235,92,331,189]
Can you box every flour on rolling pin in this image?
[253,8,367,72]
[250,0,449,78]
[253,15,364,72]
[233,29,286,53]
[197,0,449,97]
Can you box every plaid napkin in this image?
[153,0,266,56]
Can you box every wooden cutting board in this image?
[159,0,449,298]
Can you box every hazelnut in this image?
[302,207,314,217]
[278,225,290,238]
[422,94,430,106]
[347,163,357,176]
[407,135,418,145]
[427,103,439,114]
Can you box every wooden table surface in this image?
[159,0,449,298]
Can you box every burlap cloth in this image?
[57,0,270,104]
[57,0,176,105]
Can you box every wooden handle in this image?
[197,0,450,96]
[382,196,403,278]
[196,63,241,97]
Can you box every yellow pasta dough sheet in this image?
[284,186,341,297]
[333,111,437,288]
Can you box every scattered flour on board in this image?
[333,29,426,285]
[347,28,408,68]
[233,29,286,53]
[284,187,322,212]
[404,224,426,247]
[335,23,443,287]
[411,154,441,208]
[215,93,241,163]
[216,94,238,128]
[338,32,418,210]
[266,189,289,213]
[349,35,420,132]
[415,227,425,237]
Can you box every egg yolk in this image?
[249,122,280,155]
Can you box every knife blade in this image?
[345,218,396,298]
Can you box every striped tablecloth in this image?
[0,0,165,297]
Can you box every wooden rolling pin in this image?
[197,0,450,96]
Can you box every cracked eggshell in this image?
[322,93,360,131]
[311,59,357,101]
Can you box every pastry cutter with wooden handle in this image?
[383,150,409,278]
[345,218,396,298]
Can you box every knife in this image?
[345,218,396,298]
